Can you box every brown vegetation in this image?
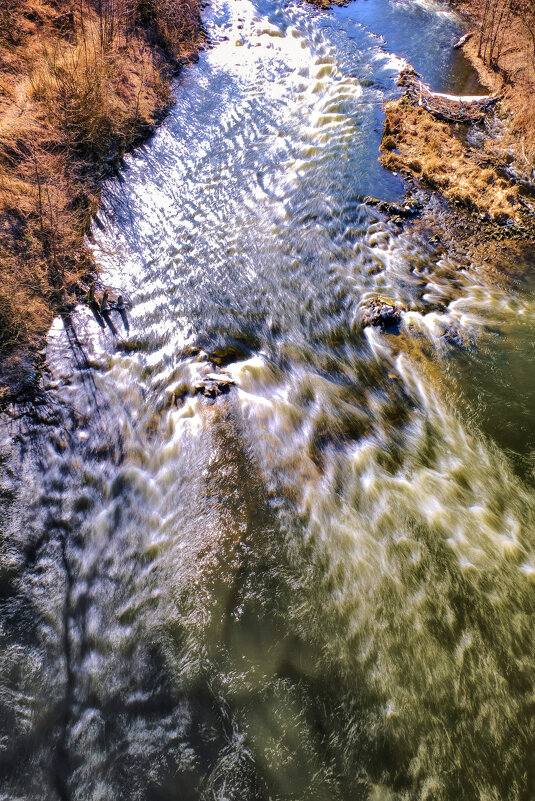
[0,0,202,386]
[448,0,535,175]
[380,97,521,222]
[379,0,535,230]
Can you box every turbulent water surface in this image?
[2,1,535,800]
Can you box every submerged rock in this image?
[209,344,250,366]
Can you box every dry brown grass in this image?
[448,0,535,174]
[380,97,521,222]
[0,0,202,377]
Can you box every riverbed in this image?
[1,1,535,799]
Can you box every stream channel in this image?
[2,1,535,799]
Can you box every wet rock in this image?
[441,323,465,348]
[209,344,250,367]
[52,435,68,453]
[364,195,422,219]
[193,373,236,399]
[361,297,405,329]
[161,380,189,410]
[92,443,112,459]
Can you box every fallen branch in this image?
[453,31,475,49]
[399,66,499,123]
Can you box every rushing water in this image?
[2,1,535,800]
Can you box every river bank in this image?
[0,0,203,400]
[378,0,535,274]
[449,0,535,178]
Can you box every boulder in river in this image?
[193,373,236,399]
[360,297,405,329]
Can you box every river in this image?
[1,1,535,799]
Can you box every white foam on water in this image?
[373,49,410,74]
